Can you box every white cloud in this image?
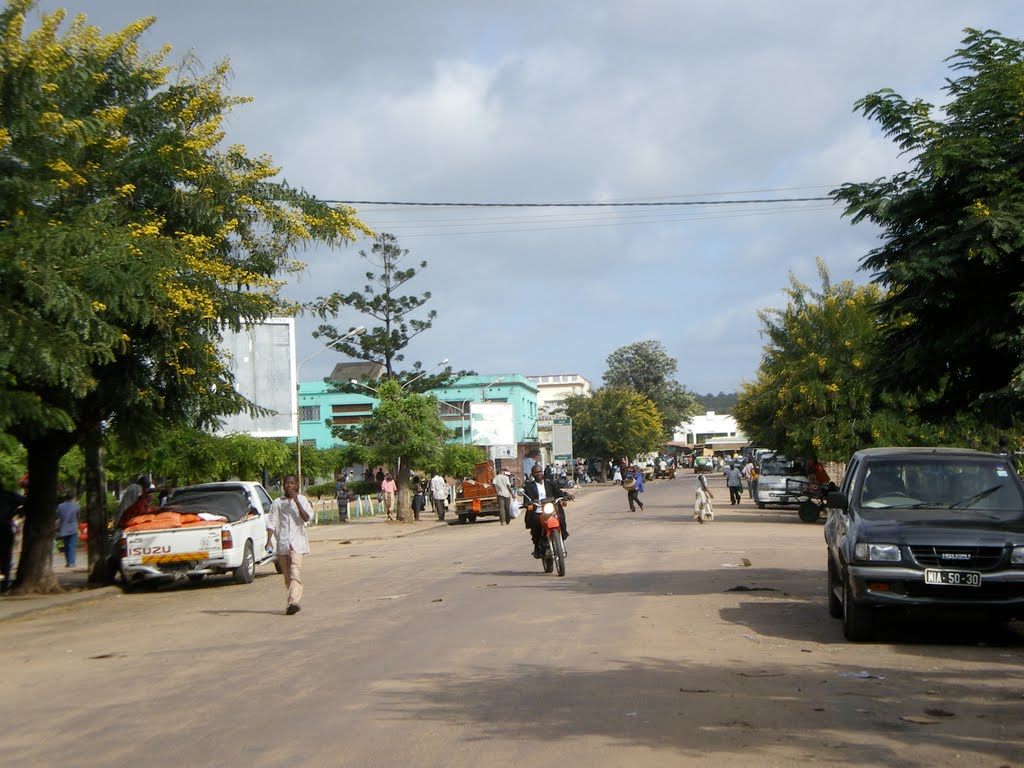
[31,0,1024,392]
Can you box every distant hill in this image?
[695,392,737,413]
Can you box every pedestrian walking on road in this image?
[266,475,312,616]
[0,480,25,592]
[380,472,397,521]
[625,466,645,512]
[336,483,351,523]
[612,464,622,485]
[695,472,715,523]
[492,468,513,525]
[56,491,81,568]
[411,477,426,521]
[429,471,448,522]
[725,463,743,505]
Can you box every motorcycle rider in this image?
[523,463,571,559]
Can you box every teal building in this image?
[292,373,539,450]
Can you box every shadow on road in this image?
[371,656,1024,765]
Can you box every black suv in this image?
[824,447,1024,641]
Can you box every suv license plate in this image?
[924,569,981,587]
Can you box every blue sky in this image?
[31,1,1024,394]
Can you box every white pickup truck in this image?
[119,481,277,589]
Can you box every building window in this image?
[299,405,320,422]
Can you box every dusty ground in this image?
[1,473,1022,767]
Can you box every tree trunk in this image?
[84,423,113,585]
[13,435,65,594]
[395,456,413,523]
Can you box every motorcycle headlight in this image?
[854,543,901,562]
[542,502,556,515]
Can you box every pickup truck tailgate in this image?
[124,525,223,567]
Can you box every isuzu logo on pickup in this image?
[940,552,971,560]
[130,545,172,557]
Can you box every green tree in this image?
[563,388,663,461]
[437,443,488,480]
[0,3,369,592]
[603,341,699,437]
[833,28,1024,430]
[337,379,452,522]
[734,260,886,461]
[313,233,453,389]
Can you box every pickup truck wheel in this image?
[842,569,873,642]
[119,568,137,593]
[457,513,468,524]
[187,574,206,584]
[827,558,842,618]
[757,502,766,509]
[233,541,256,584]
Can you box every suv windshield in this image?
[761,459,803,476]
[858,458,1023,518]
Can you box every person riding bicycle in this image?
[522,464,571,558]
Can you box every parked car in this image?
[824,447,1024,641]
[119,481,277,589]
[754,455,807,508]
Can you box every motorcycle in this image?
[532,497,571,577]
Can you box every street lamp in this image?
[349,379,379,394]
[403,358,449,390]
[481,376,505,400]
[296,326,365,490]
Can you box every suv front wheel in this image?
[827,557,842,618]
[842,569,874,642]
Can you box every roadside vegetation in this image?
[737,29,1024,462]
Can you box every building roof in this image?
[328,361,385,382]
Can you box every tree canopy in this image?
[313,233,456,390]
[335,378,452,522]
[563,388,663,461]
[734,260,886,462]
[0,2,369,591]
[833,28,1024,428]
[602,341,698,437]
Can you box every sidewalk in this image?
[0,513,447,623]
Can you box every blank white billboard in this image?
[215,318,296,438]
[469,401,514,446]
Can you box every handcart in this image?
[784,477,831,523]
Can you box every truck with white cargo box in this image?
[119,481,277,589]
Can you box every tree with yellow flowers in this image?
[734,260,885,462]
[0,1,370,592]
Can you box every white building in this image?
[674,411,748,454]
[526,373,592,415]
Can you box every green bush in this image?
[305,480,381,498]
[346,480,380,497]
[306,482,337,499]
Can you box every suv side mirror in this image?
[827,490,848,510]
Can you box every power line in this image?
[321,196,833,208]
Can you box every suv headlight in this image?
[854,543,901,562]
[1012,546,1024,565]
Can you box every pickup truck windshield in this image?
[859,458,1024,518]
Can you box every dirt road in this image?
[2,473,1022,767]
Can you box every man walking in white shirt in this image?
[492,468,513,525]
[429,471,448,522]
[266,474,312,615]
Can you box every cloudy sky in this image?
[31,1,1024,395]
